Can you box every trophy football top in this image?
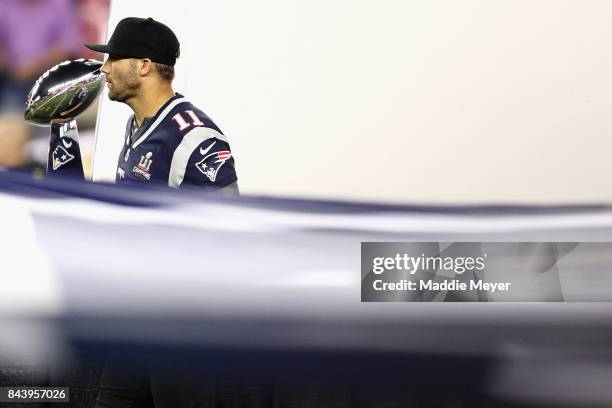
[24,59,104,126]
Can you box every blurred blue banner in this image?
[2,169,612,406]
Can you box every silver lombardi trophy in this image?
[24,59,104,176]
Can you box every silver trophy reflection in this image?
[24,59,104,176]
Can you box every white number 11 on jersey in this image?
[172,110,205,131]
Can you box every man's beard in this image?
[107,81,138,102]
[107,70,139,102]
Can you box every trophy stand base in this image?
[47,120,84,178]
[50,120,78,140]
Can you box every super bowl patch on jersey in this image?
[133,151,154,181]
[195,147,232,182]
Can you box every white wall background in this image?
[93,1,612,204]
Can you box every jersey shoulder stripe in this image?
[132,97,188,148]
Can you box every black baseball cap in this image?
[85,17,180,66]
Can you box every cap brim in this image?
[84,43,113,54]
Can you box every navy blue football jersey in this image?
[116,93,238,192]
[48,93,238,193]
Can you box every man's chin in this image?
[107,93,123,102]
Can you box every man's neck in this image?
[128,85,175,127]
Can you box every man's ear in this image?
[139,59,153,76]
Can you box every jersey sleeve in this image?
[168,126,238,193]
[46,121,84,179]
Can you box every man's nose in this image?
[101,59,111,75]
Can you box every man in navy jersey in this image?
[53,17,242,408]
[48,17,239,194]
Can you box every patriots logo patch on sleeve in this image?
[195,146,232,182]
[51,145,75,170]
